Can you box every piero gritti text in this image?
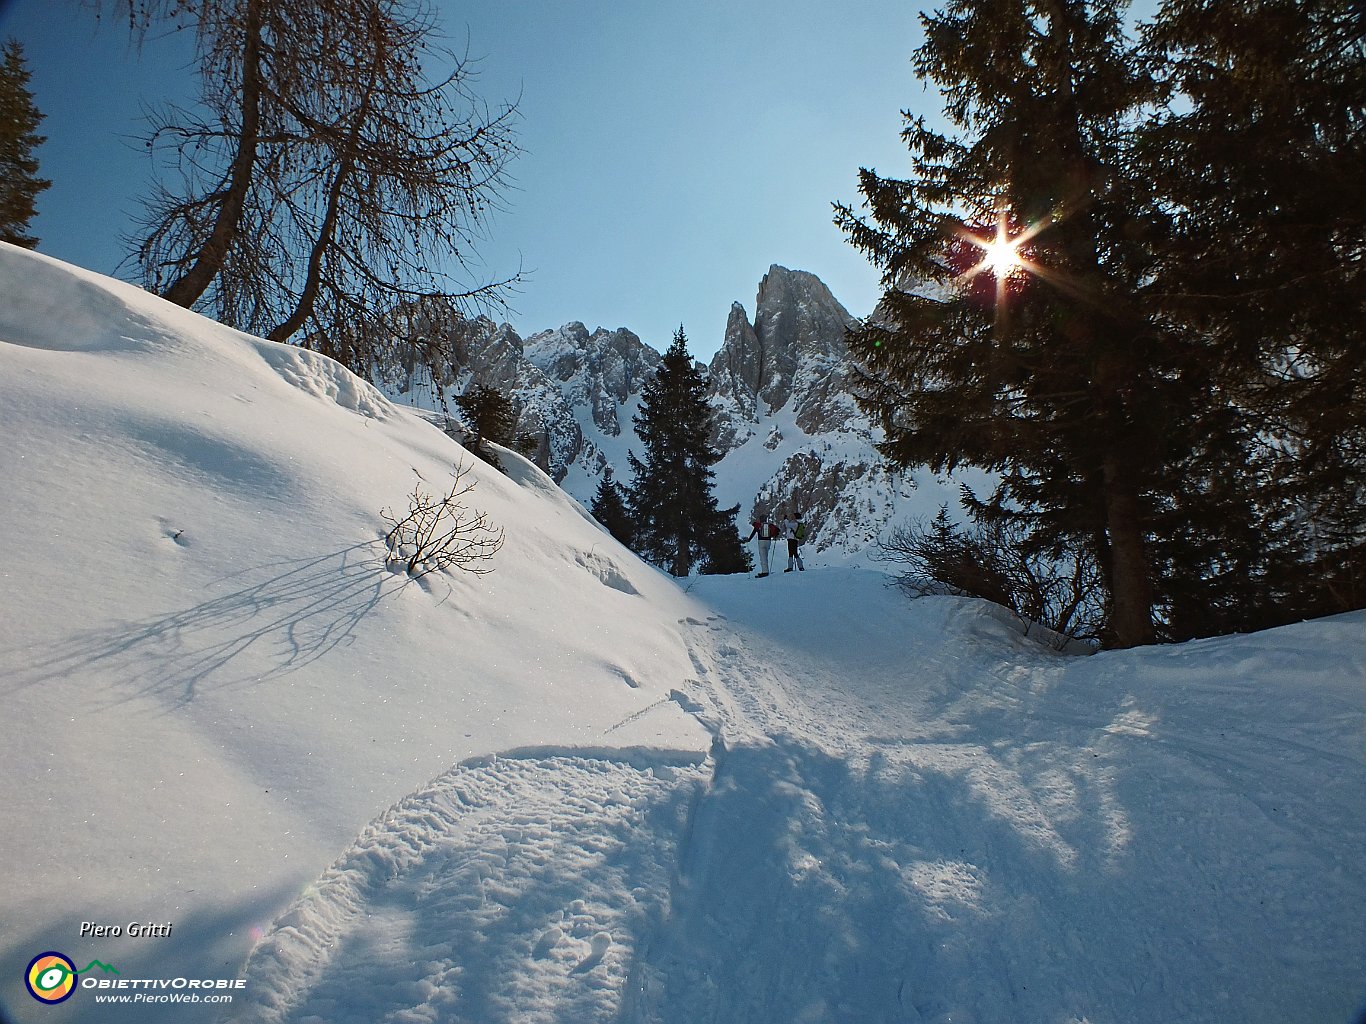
[79,921,174,938]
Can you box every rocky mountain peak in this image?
[524,323,659,437]
[377,267,948,565]
[707,265,861,452]
[753,265,857,383]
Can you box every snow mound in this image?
[0,245,711,1022]
[0,242,171,353]
[573,547,641,596]
[252,339,393,420]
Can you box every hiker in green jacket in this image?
[781,512,806,573]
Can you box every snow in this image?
[2,241,1365,1023]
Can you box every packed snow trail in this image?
[644,573,1366,1024]
[228,569,1366,1024]
[639,571,1366,1024]
[226,751,711,1024]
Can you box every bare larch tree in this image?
[94,0,519,377]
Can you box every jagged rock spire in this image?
[707,265,860,451]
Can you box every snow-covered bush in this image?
[382,462,504,578]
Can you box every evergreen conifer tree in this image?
[0,39,51,249]
[455,382,519,472]
[836,0,1186,647]
[626,327,750,577]
[1140,0,1366,628]
[589,468,635,547]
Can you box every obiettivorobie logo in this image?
[23,950,245,1007]
[25,952,116,1004]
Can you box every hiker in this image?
[743,512,777,577]
[781,512,806,572]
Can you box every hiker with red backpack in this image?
[744,512,780,577]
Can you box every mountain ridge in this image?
[383,264,975,562]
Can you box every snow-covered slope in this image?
[0,242,710,1021]
[3,244,1364,1024]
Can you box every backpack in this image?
[794,522,807,542]
[763,522,780,540]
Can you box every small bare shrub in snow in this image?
[382,462,504,578]
[878,507,1106,649]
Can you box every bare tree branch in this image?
[94,0,520,379]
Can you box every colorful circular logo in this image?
[26,952,77,1004]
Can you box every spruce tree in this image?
[836,0,1183,647]
[0,39,51,249]
[589,468,635,547]
[626,326,750,577]
[455,382,519,472]
[1141,0,1366,628]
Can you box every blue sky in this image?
[0,1,1153,360]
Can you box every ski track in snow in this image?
[228,592,1366,1024]
[644,601,1366,1024]
[623,608,1091,1024]
[227,753,710,1024]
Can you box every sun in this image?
[949,209,1047,303]
[980,229,1025,277]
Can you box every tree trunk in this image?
[266,146,354,342]
[162,0,263,309]
[1102,450,1156,647]
[672,533,689,578]
[1039,2,1155,647]
[267,20,378,344]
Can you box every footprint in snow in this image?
[532,926,562,959]
[572,931,613,973]
[157,517,190,547]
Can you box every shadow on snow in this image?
[4,543,418,703]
